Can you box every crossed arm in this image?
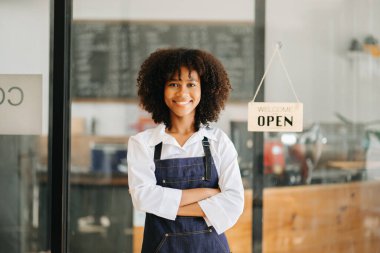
[177,188,220,217]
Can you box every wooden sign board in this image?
[248,102,303,132]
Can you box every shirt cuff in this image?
[158,187,182,220]
[203,217,212,227]
[198,198,230,234]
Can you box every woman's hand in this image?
[177,203,206,217]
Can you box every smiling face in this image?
[164,66,201,122]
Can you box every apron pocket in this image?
[154,229,229,253]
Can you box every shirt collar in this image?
[147,124,217,147]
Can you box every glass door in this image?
[69,0,255,252]
[0,0,51,252]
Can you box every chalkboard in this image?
[71,21,254,101]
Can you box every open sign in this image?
[248,102,303,132]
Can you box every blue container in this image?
[91,144,127,173]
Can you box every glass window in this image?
[0,0,51,252]
[261,0,380,252]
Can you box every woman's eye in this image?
[187,83,196,87]
[168,83,179,87]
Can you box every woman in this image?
[127,48,244,252]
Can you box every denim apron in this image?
[141,137,231,253]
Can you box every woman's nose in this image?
[177,85,189,95]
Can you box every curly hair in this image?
[137,48,231,131]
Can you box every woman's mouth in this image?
[174,100,192,106]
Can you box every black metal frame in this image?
[253,0,265,252]
[47,0,72,252]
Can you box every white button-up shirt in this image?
[127,124,244,234]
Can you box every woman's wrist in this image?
[207,188,221,198]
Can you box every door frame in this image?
[48,0,72,252]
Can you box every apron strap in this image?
[154,142,162,161]
[154,139,212,181]
[202,137,212,181]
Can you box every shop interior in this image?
[1,0,380,252]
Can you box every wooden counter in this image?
[328,160,380,170]
[37,171,128,186]
[263,181,380,253]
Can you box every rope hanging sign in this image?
[248,42,303,132]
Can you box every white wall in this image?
[266,0,380,126]
[73,0,255,21]
[0,0,50,134]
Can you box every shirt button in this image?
[209,229,213,232]
[201,177,205,180]
[162,180,166,183]
[165,233,169,237]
